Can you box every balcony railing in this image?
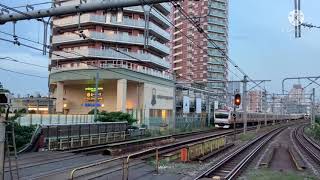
[51,60,173,80]
[154,3,171,15]
[53,14,170,41]
[124,6,171,28]
[52,31,170,55]
[51,47,170,69]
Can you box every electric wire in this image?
[171,1,266,91]
[0,2,223,95]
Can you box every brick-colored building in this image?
[172,0,229,95]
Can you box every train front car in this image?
[214,109,232,128]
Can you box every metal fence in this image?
[175,113,208,130]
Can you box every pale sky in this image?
[0,0,320,97]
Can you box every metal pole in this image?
[242,76,248,134]
[0,116,5,180]
[94,71,99,120]
[155,148,159,174]
[0,0,179,24]
[312,88,315,128]
[233,106,236,141]
[207,96,211,127]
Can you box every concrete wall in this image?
[51,79,175,128]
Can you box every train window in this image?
[215,113,229,119]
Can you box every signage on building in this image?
[214,101,219,110]
[81,103,102,107]
[196,98,202,113]
[183,96,190,113]
[157,95,174,100]
[85,87,103,101]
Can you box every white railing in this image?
[52,31,170,55]
[51,60,173,80]
[51,47,170,68]
[54,14,170,41]
[124,6,171,27]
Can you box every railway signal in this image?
[233,93,241,141]
[234,93,241,106]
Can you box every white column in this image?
[116,79,127,112]
[56,82,64,113]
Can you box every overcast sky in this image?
[0,0,320,97]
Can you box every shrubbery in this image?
[95,111,137,125]
[312,123,320,139]
[7,114,36,150]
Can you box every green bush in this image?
[88,109,100,115]
[28,110,36,114]
[95,111,137,125]
[7,114,36,150]
[312,123,320,139]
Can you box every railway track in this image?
[293,124,320,165]
[194,126,285,180]
[69,127,262,179]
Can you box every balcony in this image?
[55,0,171,28]
[210,2,227,11]
[154,3,171,15]
[51,60,173,80]
[209,10,227,19]
[207,67,226,73]
[208,18,227,27]
[52,31,170,56]
[207,25,227,34]
[208,34,227,42]
[51,47,170,69]
[124,6,171,28]
[53,14,170,42]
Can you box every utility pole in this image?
[94,71,99,120]
[311,88,315,128]
[0,115,4,180]
[242,76,248,134]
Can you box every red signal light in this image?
[234,94,241,106]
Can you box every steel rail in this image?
[294,125,320,164]
[69,128,249,179]
[194,127,285,180]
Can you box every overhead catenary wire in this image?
[0,37,181,90]
[0,67,47,78]
[0,1,250,97]
[0,3,223,95]
[171,1,266,91]
[151,6,243,82]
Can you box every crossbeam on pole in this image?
[0,0,178,24]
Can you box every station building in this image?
[49,0,174,127]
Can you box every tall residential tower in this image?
[172,0,228,96]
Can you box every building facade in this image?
[248,90,267,112]
[11,97,55,114]
[172,0,229,96]
[49,0,174,128]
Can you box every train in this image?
[214,109,304,128]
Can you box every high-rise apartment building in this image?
[172,0,228,95]
[49,0,174,127]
